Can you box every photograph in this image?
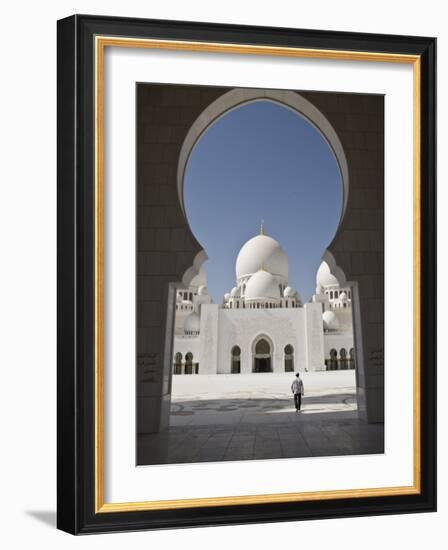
[136,83,385,466]
[54,12,436,534]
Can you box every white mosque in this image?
[172,225,355,375]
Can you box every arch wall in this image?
[136,83,384,436]
[177,89,350,230]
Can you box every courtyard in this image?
[138,371,384,465]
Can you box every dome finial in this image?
[260,220,265,235]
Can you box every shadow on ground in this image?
[138,395,383,466]
[171,393,356,415]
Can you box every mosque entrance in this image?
[135,83,387,447]
[253,338,272,373]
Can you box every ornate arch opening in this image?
[170,87,372,421]
[284,344,295,372]
[251,334,274,373]
[230,345,241,374]
[173,352,182,375]
[177,88,350,289]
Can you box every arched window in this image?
[327,348,338,370]
[339,347,348,369]
[284,344,294,372]
[185,352,194,375]
[231,345,241,374]
[173,352,182,375]
[349,347,355,369]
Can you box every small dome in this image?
[230,286,240,297]
[323,310,340,331]
[283,286,296,298]
[236,234,288,281]
[316,261,340,288]
[184,312,200,334]
[223,293,230,301]
[245,270,280,301]
[198,285,208,296]
[339,291,347,301]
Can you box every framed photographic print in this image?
[57,14,436,534]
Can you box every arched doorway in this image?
[326,348,338,371]
[173,352,182,375]
[135,84,386,440]
[230,345,241,374]
[339,348,348,370]
[284,344,294,372]
[185,352,193,375]
[253,337,273,373]
[174,88,381,423]
[349,347,356,370]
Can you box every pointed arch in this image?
[251,334,274,373]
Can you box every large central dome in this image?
[236,230,288,281]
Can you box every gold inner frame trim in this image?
[94,35,421,514]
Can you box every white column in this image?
[304,302,326,371]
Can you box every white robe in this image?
[291,378,304,395]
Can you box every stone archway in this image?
[284,344,295,372]
[136,83,384,438]
[175,89,369,419]
[177,89,350,243]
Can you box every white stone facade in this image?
[173,227,355,375]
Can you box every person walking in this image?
[291,372,304,412]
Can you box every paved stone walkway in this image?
[138,372,384,465]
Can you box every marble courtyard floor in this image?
[137,371,384,465]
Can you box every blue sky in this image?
[184,100,342,303]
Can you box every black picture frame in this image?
[57,14,436,534]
